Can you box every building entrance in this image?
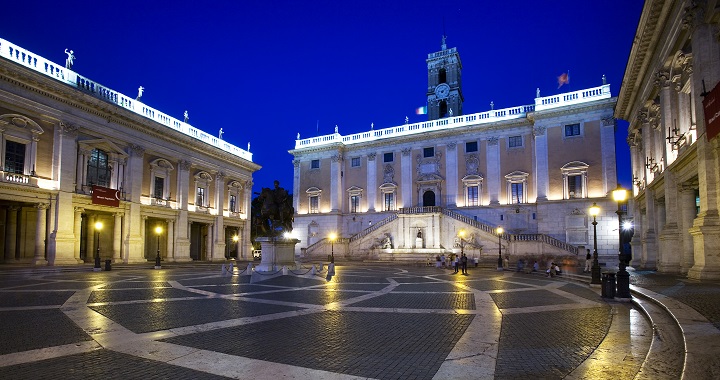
[423,191,436,207]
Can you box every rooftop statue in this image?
[64,49,75,69]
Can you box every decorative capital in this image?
[35,203,49,210]
[129,144,145,156]
[401,148,412,156]
[601,117,616,127]
[532,126,546,136]
[178,160,192,170]
[58,122,78,137]
[654,70,671,88]
[331,154,342,163]
[293,159,301,168]
[487,137,499,146]
[446,142,457,151]
[216,171,226,181]
[367,152,377,161]
[74,207,85,213]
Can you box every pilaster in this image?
[532,126,549,201]
[445,143,458,207]
[401,148,412,207]
[486,137,500,204]
[366,153,377,212]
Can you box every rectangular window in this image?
[153,177,164,198]
[350,195,360,213]
[565,123,581,136]
[568,175,582,198]
[309,195,319,213]
[510,183,523,204]
[351,157,360,167]
[465,141,478,153]
[423,147,434,158]
[310,159,320,169]
[467,186,479,206]
[4,140,25,174]
[384,193,395,211]
[383,152,394,163]
[229,194,237,212]
[508,136,523,148]
[196,187,205,207]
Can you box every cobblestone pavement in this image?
[0,263,715,379]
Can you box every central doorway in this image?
[423,190,436,207]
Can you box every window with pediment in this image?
[505,171,529,204]
[194,171,213,209]
[307,187,322,214]
[561,161,589,199]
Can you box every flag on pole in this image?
[415,106,427,115]
[557,71,570,89]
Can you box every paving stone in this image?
[0,349,228,380]
[88,288,203,303]
[89,298,302,333]
[162,311,474,380]
[0,291,75,307]
[490,289,575,309]
[350,292,475,310]
[242,289,362,305]
[0,309,92,355]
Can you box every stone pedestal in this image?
[255,237,300,272]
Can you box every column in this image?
[679,184,697,273]
[86,214,96,262]
[167,219,175,261]
[292,160,301,212]
[629,200,643,267]
[658,170,680,273]
[330,153,343,212]
[641,188,658,269]
[688,3,720,280]
[140,215,147,260]
[48,122,80,265]
[206,223,214,261]
[32,203,49,265]
[242,180,253,258]
[125,144,146,263]
[533,126,549,201]
[174,160,191,261]
[366,153,377,212]
[486,137,500,204]
[113,212,122,262]
[74,207,84,262]
[400,148,412,207]
[445,143,458,207]
[76,148,89,192]
[600,118,618,194]
[213,172,226,260]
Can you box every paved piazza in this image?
[0,264,655,379]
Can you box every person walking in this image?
[454,255,459,273]
[461,253,468,274]
[584,249,592,273]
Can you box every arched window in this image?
[87,149,110,187]
[439,101,448,118]
[438,68,447,84]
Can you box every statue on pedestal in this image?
[254,180,294,237]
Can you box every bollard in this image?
[221,264,227,276]
[328,263,336,276]
[228,263,234,274]
[282,266,288,275]
[104,259,112,271]
[247,263,254,273]
[601,272,616,298]
[311,265,316,275]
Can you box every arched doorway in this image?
[423,190,436,207]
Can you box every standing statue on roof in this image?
[64,49,75,69]
[136,86,144,101]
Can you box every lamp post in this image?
[589,203,601,284]
[613,185,630,298]
[94,221,103,271]
[154,225,162,269]
[496,227,504,271]
[328,232,337,263]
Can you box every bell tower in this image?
[426,36,463,120]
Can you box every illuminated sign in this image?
[92,185,120,207]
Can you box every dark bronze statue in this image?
[254,180,294,236]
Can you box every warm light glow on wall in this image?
[36,179,57,190]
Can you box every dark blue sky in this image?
[1,0,643,193]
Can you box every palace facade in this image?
[290,39,625,263]
[0,38,259,266]
[615,0,720,279]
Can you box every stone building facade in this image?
[615,0,720,279]
[290,40,624,263]
[0,38,259,266]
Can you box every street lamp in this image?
[94,221,103,271]
[613,185,630,298]
[496,227,504,271]
[154,225,162,269]
[328,232,337,263]
[589,202,601,284]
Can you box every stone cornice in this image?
[0,60,260,173]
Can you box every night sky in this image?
[1,0,643,194]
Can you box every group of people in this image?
[435,254,470,274]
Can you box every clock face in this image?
[435,83,450,99]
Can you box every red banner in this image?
[92,185,120,207]
[704,81,720,141]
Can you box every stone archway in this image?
[423,190,436,207]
